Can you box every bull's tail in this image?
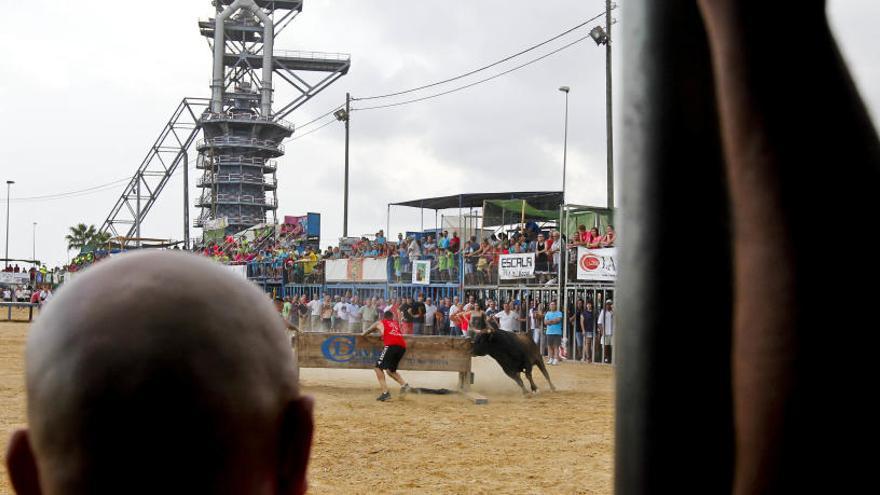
[535,358,557,392]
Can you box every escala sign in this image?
[498,253,536,280]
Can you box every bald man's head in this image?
[6,251,313,495]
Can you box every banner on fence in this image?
[498,253,536,280]
[225,264,247,279]
[0,272,30,285]
[576,247,617,281]
[412,260,431,285]
[205,217,228,231]
[325,258,388,282]
[281,215,308,237]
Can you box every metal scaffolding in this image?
[100,0,350,243]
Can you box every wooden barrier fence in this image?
[2,302,39,322]
[293,332,474,391]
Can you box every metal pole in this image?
[343,92,351,238]
[561,88,570,203]
[557,205,563,307]
[606,0,614,209]
[136,177,141,248]
[4,181,13,267]
[183,153,190,249]
[459,195,464,295]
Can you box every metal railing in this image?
[215,155,278,169]
[201,112,294,132]
[197,136,284,153]
[196,193,277,208]
[194,215,268,228]
[195,156,278,171]
[274,49,351,61]
[197,174,277,188]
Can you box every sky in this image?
[1,0,878,268]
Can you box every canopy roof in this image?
[390,191,563,211]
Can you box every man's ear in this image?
[277,396,315,495]
[6,429,42,495]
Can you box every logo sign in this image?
[498,253,536,280]
[576,247,617,281]
[412,260,431,285]
[580,255,600,271]
[321,335,357,363]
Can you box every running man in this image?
[362,310,412,401]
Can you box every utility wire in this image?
[1,166,191,203]
[353,33,593,112]
[293,104,344,131]
[285,119,338,143]
[0,177,131,203]
[352,10,607,102]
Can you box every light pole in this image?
[32,222,37,261]
[605,0,614,209]
[4,180,13,269]
[334,93,351,238]
[559,86,570,204]
[590,1,616,209]
[558,86,571,346]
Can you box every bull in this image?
[471,324,556,395]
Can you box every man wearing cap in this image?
[597,299,615,364]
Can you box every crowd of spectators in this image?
[212,222,616,286]
[3,264,60,307]
[278,292,615,364]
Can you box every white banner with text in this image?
[576,247,617,281]
[498,253,536,280]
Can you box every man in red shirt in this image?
[362,311,412,401]
[449,232,461,253]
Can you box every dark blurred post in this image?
[616,1,733,493]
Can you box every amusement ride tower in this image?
[100,0,349,243]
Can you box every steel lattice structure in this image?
[100,0,349,244]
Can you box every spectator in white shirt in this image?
[307,295,322,331]
[424,297,438,335]
[347,296,361,333]
[597,299,614,364]
[493,302,524,332]
[333,297,348,332]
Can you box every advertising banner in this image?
[412,260,431,285]
[325,258,388,282]
[281,215,308,238]
[576,247,617,281]
[225,264,247,279]
[0,272,30,285]
[498,253,536,280]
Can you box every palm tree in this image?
[91,231,112,250]
[65,224,96,252]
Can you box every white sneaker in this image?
[550,358,558,365]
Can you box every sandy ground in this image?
[1,320,614,494]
